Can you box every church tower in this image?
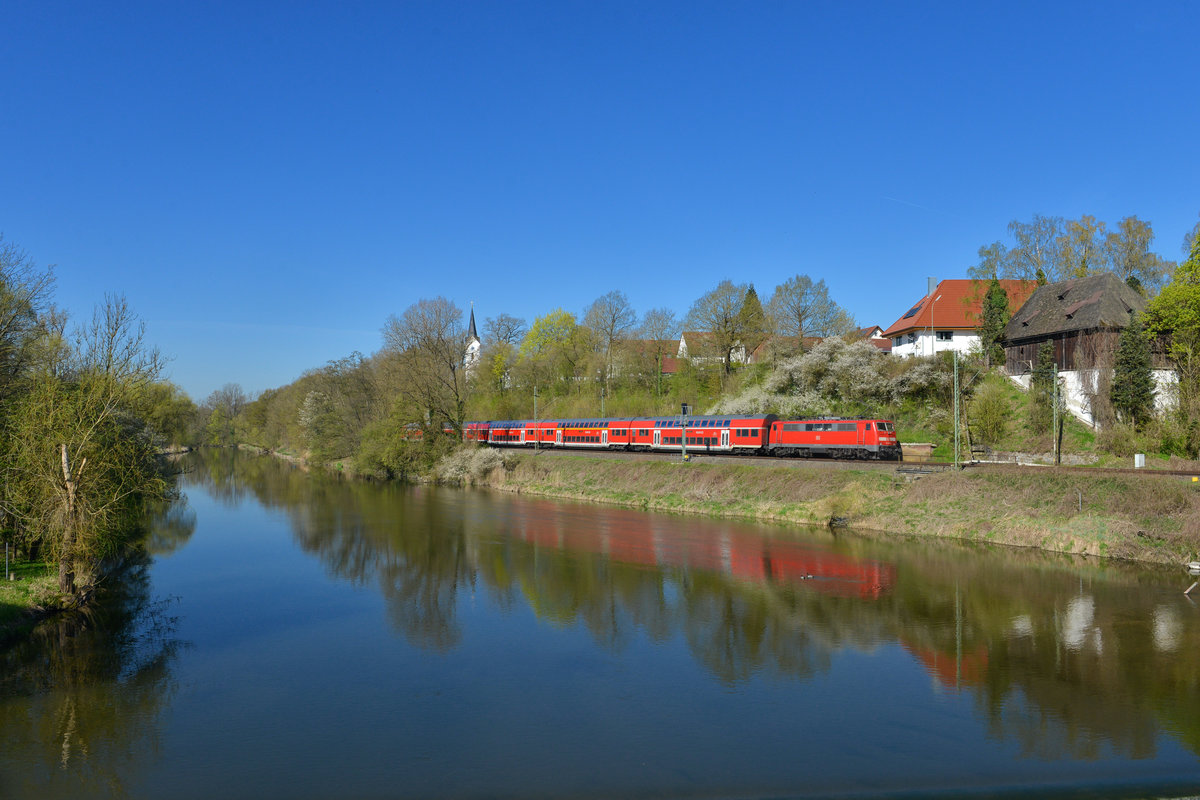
[465,303,481,374]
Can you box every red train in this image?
[464,414,902,460]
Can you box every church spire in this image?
[467,302,479,342]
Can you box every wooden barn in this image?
[1003,273,1166,374]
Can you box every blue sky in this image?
[3,1,1198,401]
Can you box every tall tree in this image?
[518,308,586,386]
[1029,340,1056,434]
[737,285,768,356]
[685,280,749,374]
[583,290,636,385]
[638,307,680,398]
[968,241,1009,280]
[8,295,169,596]
[1110,314,1155,427]
[1062,215,1107,278]
[1103,216,1172,293]
[483,313,527,348]
[765,274,856,345]
[976,277,1010,368]
[381,297,472,433]
[1007,215,1067,281]
[1143,235,1200,416]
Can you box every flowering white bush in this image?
[434,446,507,485]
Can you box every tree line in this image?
[0,237,195,599]
[216,274,857,476]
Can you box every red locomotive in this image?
[469,413,901,460]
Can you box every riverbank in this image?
[0,560,59,646]
[471,452,1200,566]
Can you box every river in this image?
[2,449,1199,799]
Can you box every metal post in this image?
[681,403,689,462]
[953,349,960,470]
[533,386,539,455]
[600,387,605,418]
[1053,362,1060,466]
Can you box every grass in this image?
[0,558,58,638]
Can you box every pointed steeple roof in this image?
[467,304,479,342]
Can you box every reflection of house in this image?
[1002,273,1174,425]
[883,278,1038,358]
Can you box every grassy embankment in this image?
[0,559,57,644]
[470,451,1200,566]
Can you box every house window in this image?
[936,331,953,342]
[906,333,916,345]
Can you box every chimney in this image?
[927,277,938,297]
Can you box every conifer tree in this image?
[1029,340,1056,433]
[1110,314,1154,427]
[977,277,1010,368]
[738,285,768,356]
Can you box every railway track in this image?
[506,446,1200,479]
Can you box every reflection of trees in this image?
[188,450,1200,764]
[0,560,183,798]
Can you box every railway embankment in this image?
[473,451,1200,566]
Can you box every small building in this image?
[883,278,1038,358]
[1002,272,1173,426]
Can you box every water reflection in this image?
[0,559,185,798]
[179,450,1200,772]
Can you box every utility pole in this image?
[953,349,960,470]
[1053,362,1061,466]
[681,402,689,462]
[533,386,539,455]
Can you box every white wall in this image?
[1009,368,1179,429]
[890,330,978,358]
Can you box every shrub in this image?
[1097,422,1138,457]
[434,446,507,486]
[970,380,1009,446]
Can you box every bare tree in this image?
[382,297,471,432]
[483,313,527,348]
[638,307,680,396]
[583,290,637,384]
[685,280,748,374]
[766,274,856,345]
[1006,215,1068,281]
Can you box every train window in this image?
[864,423,872,430]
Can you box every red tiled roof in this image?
[882,279,1038,338]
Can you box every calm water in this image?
[3,450,1200,799]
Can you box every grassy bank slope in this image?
[476,453,1200,565]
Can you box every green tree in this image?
[737,285,768,356]
[1104,216,1172,294]
[1110,314,1155,428]
[1029,340,1056,434]
[382,297,473,434]
[1143,235,1200,416]
[7,296,169,596]
[518,308,582,387]
[977,277,1010,368]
